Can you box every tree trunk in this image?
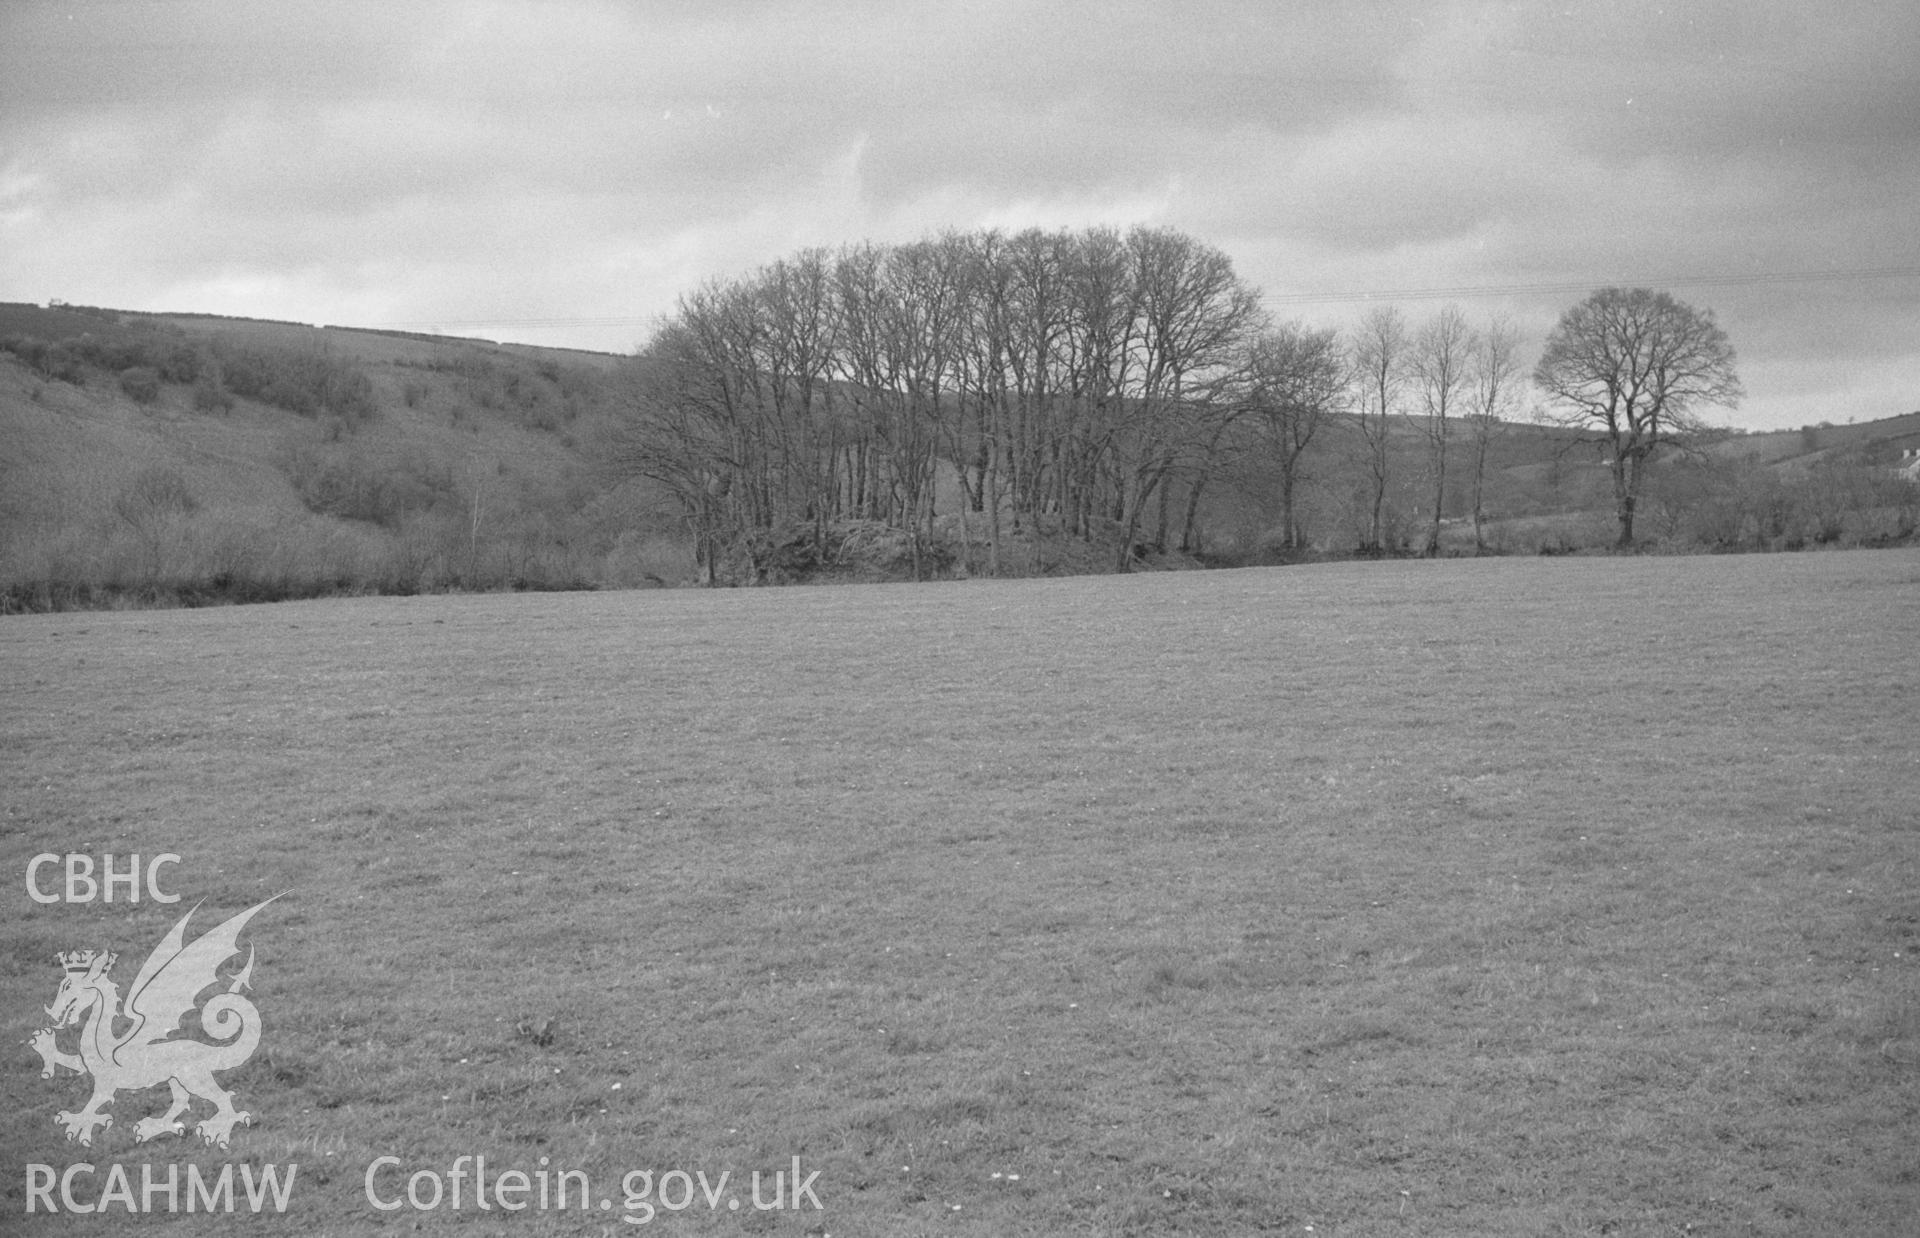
[1180,471,1207,553]
[1115,471,1162,571]
[1366,409,1390,553]
[1612,455,1637,548]
[1275,460,1298,550]
[953,458,971,577]
[1116,509,1142,572]
[1154,470,1171,553]
[986,450,1001,576]
[1368,466,1386,552]
[1470,429,1490,555]
[1426,447,1446,558]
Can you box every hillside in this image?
[1,302,1913,610]
[0,303,682,610]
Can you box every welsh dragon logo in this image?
[29,896,278,1150]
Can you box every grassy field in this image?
[3,552,1917,1235]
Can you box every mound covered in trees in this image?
[614,227,1270,583]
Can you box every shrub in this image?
[3,337,90,383]
[216,342,377,424]
[114,467,198,524]
[2,325,214,392]
[279,442,450,528]
[119,366,162,404]
[413,352,567,429]
[0,334,47,371]
[193,373,235,413]
[157,344,206,384]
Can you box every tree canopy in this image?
[1534,287,1742,546]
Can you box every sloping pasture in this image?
[3,552,1916,1235]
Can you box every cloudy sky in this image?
[3,0,1915,430]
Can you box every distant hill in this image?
[140,311,627,371]
[1,302,1912,610]
[1706,410,1920,468]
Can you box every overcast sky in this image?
[3,0,1915,430]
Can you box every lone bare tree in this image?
[1350,305,1407,553]
[1411,305,1471,556]
[1465,314,1522,554]
[1245,322,1343,551]
[1534,287,1742,547]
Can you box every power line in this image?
[1259,266,1920,307]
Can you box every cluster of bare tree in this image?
[617,226,1285,581]
[1225,288,1741,557]
[1338,305,1529,556]
[617,226,1547,580]
[617,221,1768,580]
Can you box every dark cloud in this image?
[1,0,1913,427]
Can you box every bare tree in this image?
[951,229,1016,573]
[1058,226,1132,539]
[464,451,492,580]
[1411,305,1472,556]
[1350,306,1407,553]
[1535,287,1742,547]
[1245,322,1343,551]
[753,250,842,561]
[880,239,964,579]
[1130,229,1260,564]
[1464,315,1522,554]
[614,321,746,584]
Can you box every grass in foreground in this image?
[2,551,1917,1235]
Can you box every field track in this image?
[4,551,1917,1235]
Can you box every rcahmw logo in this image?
[28,895,281,1150]
[26,1161,297,1216]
